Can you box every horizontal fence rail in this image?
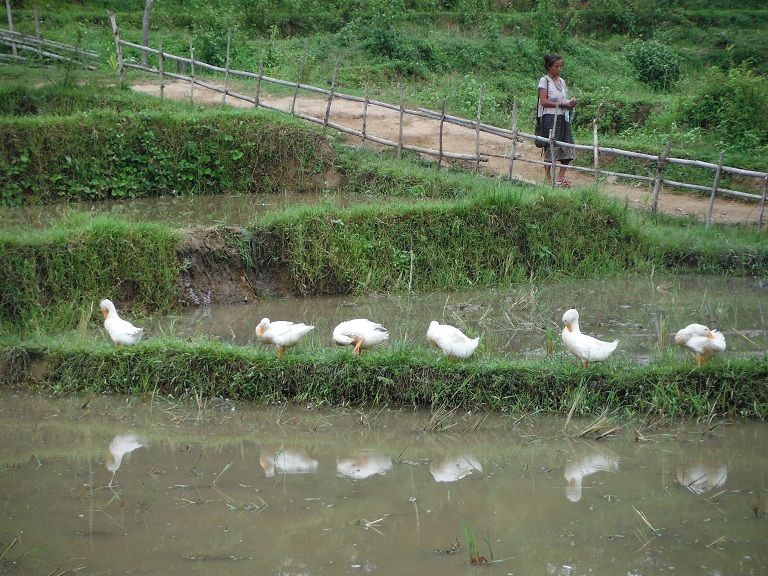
[0,29,99,70]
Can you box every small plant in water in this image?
[544,324,556,357]
[462,523,488,565]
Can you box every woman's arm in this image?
[539,86,577,109]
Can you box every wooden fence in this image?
[108,15,767,233]
[0,2,98,70]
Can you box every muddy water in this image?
[0,392,766,575]
[0,192,421,230]
[162,275,767,362]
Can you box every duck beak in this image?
[256,326,265,336]
[566,323,572,332]
[101,309,108,318]
[706,332,715,339]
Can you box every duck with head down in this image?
[255,318,315,358]
[675,323,726,367]
[426,321,479,361]
[332,319,389,354]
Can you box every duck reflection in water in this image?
[677,461,727,494]
[564,449,620,502]
[260,447,319,478]
[429,454,482,482]
[106,433,145,487]
[337,450,393,479]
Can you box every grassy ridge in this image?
[252,186,646,295]
[3,186,767,331]
[0,188,646,331]
[0,216,181,329]
[4,339,767,418]
[0,104,334,205]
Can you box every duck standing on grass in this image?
[674,323,726,367]
[332,319,389,354]
[426,321,480,361]
[255,318,315,358]
[561,308,618,368]
[100,298,144,348]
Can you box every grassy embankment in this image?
[1,84,767,417]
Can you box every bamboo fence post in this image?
[291,38,310,116]
[34,5,40,41]
[189,40,195,102]
[438,99,446,171]
[108,12,125,84]
[361,84,370,147]
[593,103,604,187]
[398,85,405,160]
[474,84,484,174]
[549,107,559,187]
[255,60,263,109]
[509,102,518,181]
[324,61,339,129]
[222,28,231,104]
[5,0,16,57]
[651,142,673,219]
[158,40,164,99]
[758,174,767,236]
[706,151,725,231]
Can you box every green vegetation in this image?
[3,338,768,418]
[4,0,766,165]
[0,94,333,205]
[2,183,766,332]
[1,1,766,416]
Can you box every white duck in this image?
[255,318,315,358]
[426,321,479,361]
[100,298,144,347]
[674,323,726,367]
[333,319,389,354]
[561,308,618,368]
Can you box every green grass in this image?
[3,336,767,418]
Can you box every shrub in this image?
[624,39,681,91]
[675,63,768,151]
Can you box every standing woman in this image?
[538,53,578,186]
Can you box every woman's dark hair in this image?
[543,53,563,71]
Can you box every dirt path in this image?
[133,81,764,226]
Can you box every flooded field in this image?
[159,274,767,364]
[0,192,417,230]
[0,392,766,575]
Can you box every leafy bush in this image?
[675,63,768,151]
[624,39,681,91]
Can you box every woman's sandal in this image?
[555,180,572,187]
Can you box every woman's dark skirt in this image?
[539,113,575,162]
